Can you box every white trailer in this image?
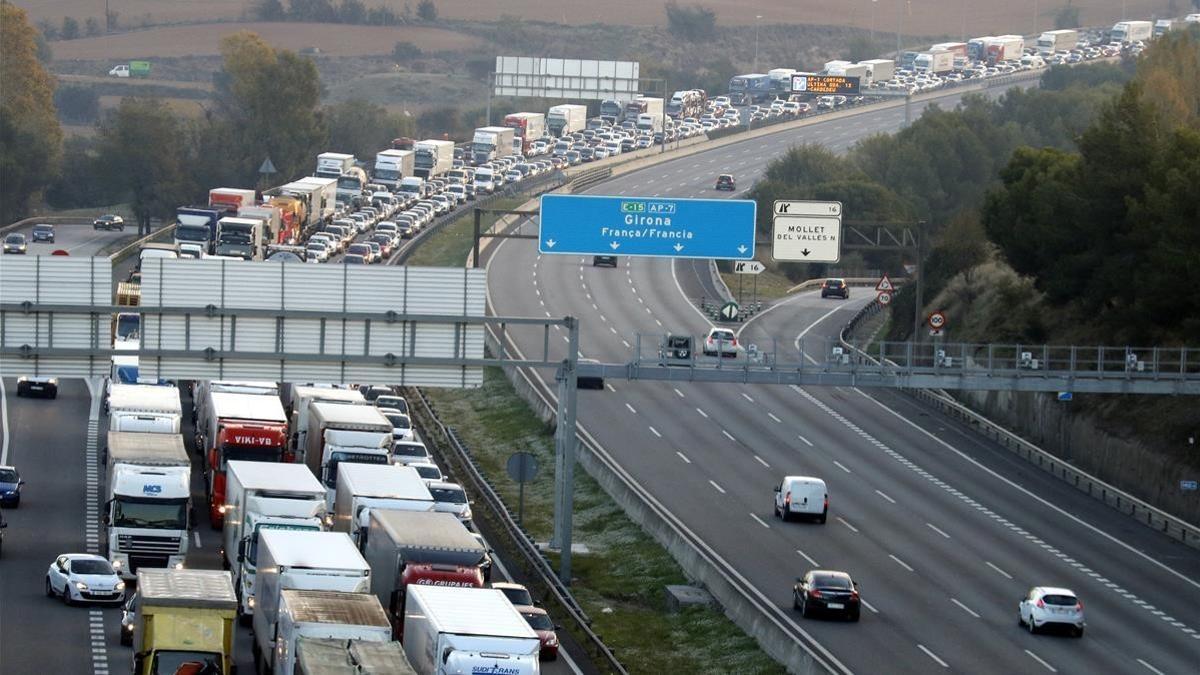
[333,463,434,549]
[546,104,587,137]
[107,384,182,434]
[287,386,367,462]
[403,585,541,675]
[304,402,393,506]
[223,461,326,618]
[273,590,392,675]
[413,139,456,180]
[254,530,372,675]
[316,153,356,180]
[859,59,895,84]
[104,431,191,580]
[1110,20,1153,43]
[1036,29,1079,54]
[373,149,416,190]
[293,177,338,222]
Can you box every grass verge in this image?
[719,264,798,303]
[405,197,525,267]
[417,205,785,673]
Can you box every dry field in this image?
[47,22,481,60]
[19,0,1173,37]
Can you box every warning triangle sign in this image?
[875,274,894,292]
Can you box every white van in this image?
[774,476,828,523]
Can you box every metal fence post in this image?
[552,316,580,584]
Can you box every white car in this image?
[702,327,740,357]
[773,476,828,523]
[305,242,330,263]
[379,408,415,443]
[428,481,472,523]
[46,553,125,605]
[409,461,445,484]
[1019,587,1085,636]
[391,440,432,466]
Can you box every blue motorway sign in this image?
[538,194,756,260]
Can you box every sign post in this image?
[771,200,842,263]
[876,274,893,306]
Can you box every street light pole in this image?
[754,15,763,73]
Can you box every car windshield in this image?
[812,574,853,589]
[1042,594,1078,606]
[500,586,534,606]
[826,280,844,288]
[116,314,140,340]
[523,612,554,630]
[34,225,52,233]
[5,234,21,243]
[710,331,734,341]
[392,443,427,458]
[429,486,466,504]
[385,413,411,429]
[71,559,115,575]
[0,468,18,482]
[112,499,187,529]
[376,396,407,413]
[414,465,441,480]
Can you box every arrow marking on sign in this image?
[737,245,748,254]
[673,243,684,252]
[801,248,811,256]
[545,239,556,248]
[610,242,620,250]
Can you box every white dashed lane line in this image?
[625,403,637,414]
[950,598,980,619]
[649,426,662,438]
[836,517,859,533]
[875,489,896,504]
[676,451,692,464]
[986,561,1014,579]
[1024,650,1057,673]
[926,522,951,539]
[797,434,814,447]
[767,412,782,423]
[832,460,852,474]
[796,549,819,566]
[918,645,949,669]
[750,513,771,529]
[889,554,914,572]
[709,480,726,494]
[696,408,708,418]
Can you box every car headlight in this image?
[174,562,185,570]
[111,559,123,569]
[248,595,255,608]
[115,581,125,591]
[75,582,89,591]
[17,377,27,383]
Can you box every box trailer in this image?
[403,586,541,675]
[333,463,433,549]
[273,590,392,675]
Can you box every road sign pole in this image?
[473,208,482,269]
[753,274,758,308]
[738,271,744,304]
[913,220,926,341]
[552,317,579,584]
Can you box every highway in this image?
[484,86,1200,673]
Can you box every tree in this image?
[54,85,100,123]
[417,0,437,21]
[254,0,286,21]
[60,16,80,40]
[338,0,366,24]
[392,40,422,61]
[0,3,64,222]
[215,32,326,183]
[96,98,193,234]
[1054,1,1080,29]
[325,99,415,159]
[665,2,717,40]
[85,17,101,36]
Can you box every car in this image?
[93,214,125,231]
[363,240,383,263]
[374,394,408,414]
[773,476,827,522]
[31,223,55,242]
[3,233,28,254]
[493,582,536,608]
[369,233,395,258]
[342,254,367,265]
[346,243,373,263]
[1019,587,1085,636]
[16,376,58,398]
[592,255,617,268]
[427,481,471,523]
[820,278,850,299]
[793,570,861,621]
[391,440,432,466]
[120,592,138,645]
[46,553,126,606]
[702,328,740,357]
[715,174,736,191]
[0,465,23,507]
[409,461,444,484]
[380,409,415,443]
[304,243,328,262]
[519,606,561,660]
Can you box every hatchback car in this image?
[31,224,55,242]
[820,278,850,299]
[1019,587,1085,636]
[592,255,618,268]
[428,481,471,523]
[380,409,414,443]
[0,465,23,507]
[702,328,740,357]
[520,606,561,661]
[16,376,58,398]
[409,462,445,484]
[46,553,126,605]
[374,395,408,414]
[794,570,861,621]
[715,174,736,191]
[391,440,432,466]
[3,233,28,254]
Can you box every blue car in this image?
[0,466,23,507]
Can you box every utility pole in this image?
[754,16,763,73]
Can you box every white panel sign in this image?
[494,56,641,101]
[138,259,486,387]
[771,200,843,263]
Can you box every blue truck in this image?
[727,74,773,105]
[174,206,225,257]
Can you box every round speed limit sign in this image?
[877,291,892,306]
[927,311,947,330]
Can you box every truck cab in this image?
[132,569,237,675]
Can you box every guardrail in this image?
[837,302,1200,550]
[0,216,96,237]
[569,166,613,194]
[406,387,628,674]
[107,223,177,264]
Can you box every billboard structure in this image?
[493,57,640,101]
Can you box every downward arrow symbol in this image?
[737,244,748,254]
[610,241,620,250]
[545,239,556,248]
[801,248,811,256]
[673,243,684,252]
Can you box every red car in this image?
[519,606,560,661]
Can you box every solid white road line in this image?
[917,645,949,668]
[950,598,980,618]
[793,304,848,363]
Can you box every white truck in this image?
[632,97,663,133]
[238,205,284,246]
[316,152,356,180]
[294,637,415,674]
[1036,29,1079,55]
[413,140,455,180]
[104,431,191,580]
[859,59,895,84]
[107,383,182,434]
[913,50,955,75]
[986,35,1026,64]
[403,585,541,675]
[273,590,392,675]
[334,463,433,549]
[373,149,416,190]
[546,104,587,137]
[293,176,339,224]
[471,127,515,165]
[1110,20,1153,44]
[287,385,367,461]
[223,460,326,619]
[502,113,546,155]
[304,402,394,506]
[214,216,264,260]
[254,530,372,675]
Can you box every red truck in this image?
[208,188,257,214]
[198,391,290,528]
[361,509,487,638]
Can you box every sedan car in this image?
[305,242,330,263]
[93,214,125,231]
[715,174,736,191]
[369,233,395,258]
[31,223,55,242]
[592,255,618,268]
[391,440,432,466]
[0,465,23,507]
[380,409,414,443]
[46,553,126,605]
[702,328,740,357]
[820,278,850,299]
[493,582,536,608]
[346,243,374,263]
[342,254,367,265]
[409,462,445,484]
[3,233,28,254]
[1019,587,1085,636]
[519,607,561,661]
[793,569,861,621]
[428,481,472,523]
[16,376,58,398]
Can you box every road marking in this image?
[917,645,949,668]
[832,460,852,473]
[750,513,770,528]
[888,554,914,572]
[655,318,663,327]
[649,426,662,438]
[926,522,951,539]
[0,378,9,465]
[193,530,202,548]
[625,403,637,414]
[709,480,726,494]
[605,383,616,392]
[622,339,631,348]
[986,561,1014,579]
[836,517,858,533]
[796,549,820,566]
[674,388,685,398]
[860,599,879,614]
[767,412,782,423]
[1024,650,1057,672]
[722,430,736,442]
[610,326,618,334]
[696,407,708,418]
[561,336,569,343]
[950,598,980,618]
[792,304,847,363]
[797,434,814,447]
[741,392,754,403]
[1136,659,1165,675]
[874,489,896,504]
[676,451,692,464]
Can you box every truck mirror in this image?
[237,539,246,562]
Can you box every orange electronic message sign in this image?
[790,74,861,95]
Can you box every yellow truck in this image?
[133,568,237,675]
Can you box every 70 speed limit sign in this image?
[927,311,947,330]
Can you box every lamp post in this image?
[754,15,763,73]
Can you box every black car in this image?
[820,278,850,299]
[715,174,736,191]
[31,224,55,242]
[93,214,125,231]
[16,376,57,399]
[592,255,618,268]
[794,570,861,621]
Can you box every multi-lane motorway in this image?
[485,88,1200,673]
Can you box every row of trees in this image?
[254,0,437,25]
